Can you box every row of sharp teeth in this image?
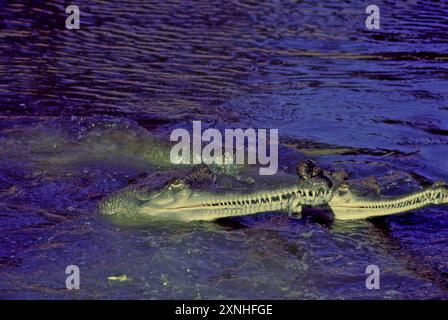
[361,190,445,210]
[200,187,330,209]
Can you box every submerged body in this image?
[100,162,448,222]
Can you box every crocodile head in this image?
[329,181,448,220]
[100,164,334,222]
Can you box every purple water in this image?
[0,0,447,299]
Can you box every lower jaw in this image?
[331,204,429,220]
[138,203,288,221]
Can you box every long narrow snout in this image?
[329,182,448,220]
[101,178,334,221]
[137,183,333,221]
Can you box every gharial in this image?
[99,160,448,222]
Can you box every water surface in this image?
[0,0,447,299]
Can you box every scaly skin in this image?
[100,162,448,222]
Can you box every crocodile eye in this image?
[338,183,349,193]
[169,179,185,189]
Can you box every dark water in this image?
[0,0,447,299]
